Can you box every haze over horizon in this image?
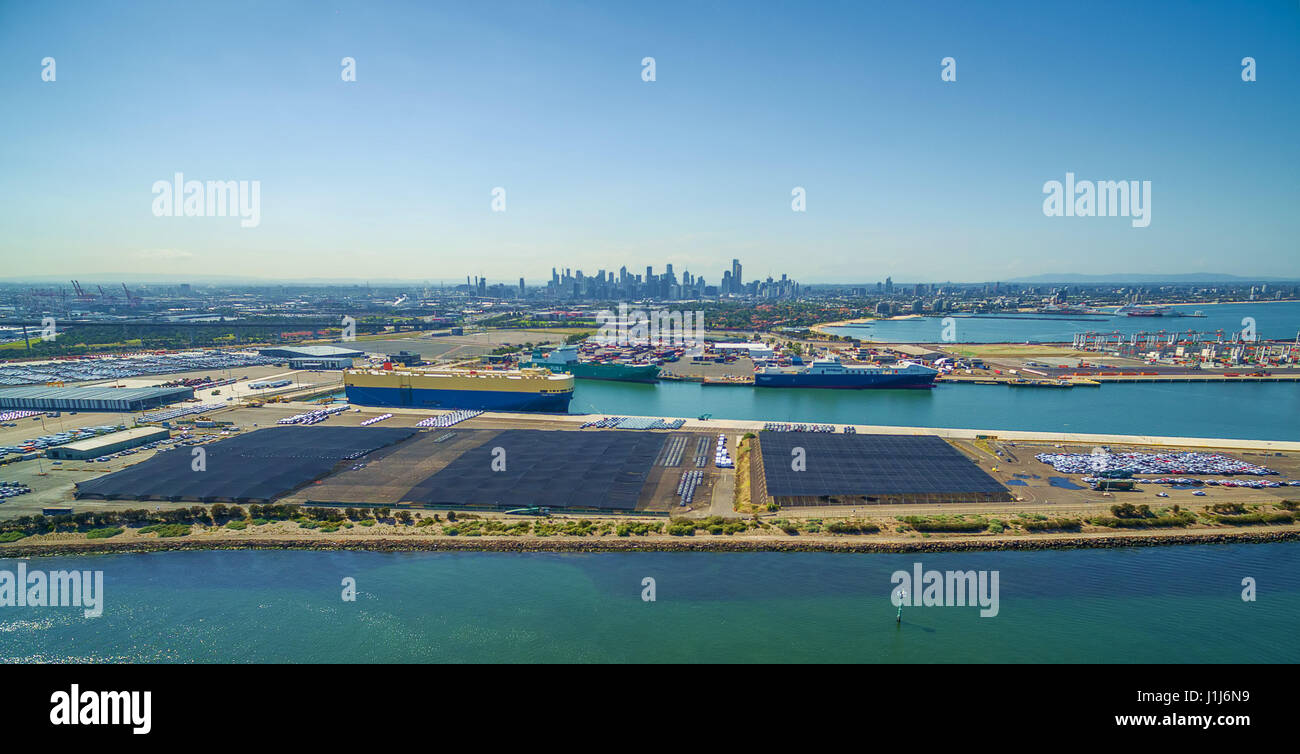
[2,270,1298,288]
[2,0,1297,283]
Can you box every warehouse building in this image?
[388,350,422,366]
[46,426,171,460]
[258,345,365,360]
[287,356,355,370]
[713,342,775,360]
[0,386,194,412]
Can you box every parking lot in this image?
[0,350,283,387]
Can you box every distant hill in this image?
[1006,273,1298,284]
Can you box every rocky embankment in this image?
[3,528,1298,558]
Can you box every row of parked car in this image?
[0,480,32,500]
[0,351,281,386]
[0,424,126,457]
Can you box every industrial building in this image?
[388,350,422,366]
[46,426,170,460]
[258,345,365,360]
[0,385,194,412]
[287,356,355,370]
[713,342,775,360]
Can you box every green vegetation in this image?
[1089,512,1196,529]
[435,518,533,536]
[825,520,880,534]
[616,521,663,537]
[0,506,214,539]
[899,515,989,533]
[85,527,124,539]
[1109,503,1156,519]
[0,531,29,543]
[137,523,192,538]
[0,319,389,356]
[1020,518,1082,532]
[667,516,752,536]
[224,520,248,530]
[1208,511,1294,526]
[532,519,601,537]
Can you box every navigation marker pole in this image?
[896,589,904,624]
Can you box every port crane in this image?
[121,283,142,307]
[70,280,97,302]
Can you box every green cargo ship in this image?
[524,345,660,383]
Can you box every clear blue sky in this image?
[1,0,1296,284]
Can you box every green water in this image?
[2,546,1296,663]
[572,380,1300,441]
[325,379,1298,440]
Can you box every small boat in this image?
[1008,379,1074,388]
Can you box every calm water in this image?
[826,301,1300,343]
[573,380,1300,441]
[2,546,1296,663]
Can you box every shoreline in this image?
[810,299,1298,334]
[5,527,1298,559]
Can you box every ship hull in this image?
[344,384,573,412]
[754,373,936,389]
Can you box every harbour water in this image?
[572,380,1300,441]
[3,545,1295,663]
[826,301,1300,344]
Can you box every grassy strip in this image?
[1021,518,1082,532]
[85,527,124,539]
[1089,513,1196,529]
[137,523,192,538]
[899,516,988,533]
[825,520,881,534]
[667,516,753,536]
[1210,512,1295,526]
